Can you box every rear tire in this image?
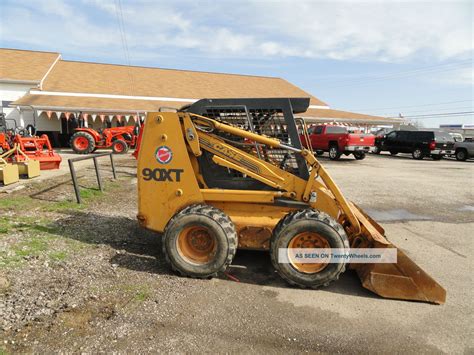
[412,148,424,160]
[163,204,237,278]
[111,139,128,154]
[353,152,366,160]
[389,150,398,156]
[270,209,349,289]
[328,145,341,160]
[456,149,467,161]
[316,150,324,156]
[373,146,381,154]
[70,132,95,154]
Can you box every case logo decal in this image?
[155,146,173,164]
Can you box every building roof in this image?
[39,60,327,107]
[4,47,394,124]
[301,107,399,123]
[13,94,175,112]
[0,48,60,83]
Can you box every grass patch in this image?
[49,251,68,261]
[79,187,103,199]
[0,196,34,210]
[45,200,84,212]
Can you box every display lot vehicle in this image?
[300,125,375,160]
[454,140,474,161]
[374,130,455,160]
[135,98,446,304]
[70,125,140,154]
[0,113,61,170]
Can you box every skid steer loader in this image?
[136,98,446,304]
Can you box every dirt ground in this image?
[0,152,473,353]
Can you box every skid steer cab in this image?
[136,98,446,304]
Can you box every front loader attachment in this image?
[14,134,61,170]
[0,157,19,186]
[350,204,446,304]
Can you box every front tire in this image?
[270,209,349,289]
[353,151,366,160]
[456,149,467,161]
[163,204,237,278]
[111,139,128,154]
[412,147,424,160]
[373,146,381,154]
[70,132,95,154]
[328,145,341,160]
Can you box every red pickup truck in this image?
[301,125,375,160]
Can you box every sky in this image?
[0,0,472,127]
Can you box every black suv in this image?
[374,130,455,160]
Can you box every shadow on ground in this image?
[47,210,377,300]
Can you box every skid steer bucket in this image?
[0,157,19,186]
[350,204,446,304]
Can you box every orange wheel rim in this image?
[288,232,330,274]
[114,143,124,152]
[177,226,216,264]
[74,136,89,150]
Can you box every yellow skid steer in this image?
[136,98,446,304]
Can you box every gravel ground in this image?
[0,152,472,353]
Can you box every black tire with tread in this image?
[353,151,366,160]
[455,149,467,161]
[70,132,95,154]
[389,150,398,156]
[328,145,341,160]
[112,139,129,154]
[412,147,424,160]
[162,204,237,278]
[270,209,349,289]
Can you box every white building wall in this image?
[0,82,61,131]
[0,82,35,128]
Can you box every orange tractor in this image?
[70,125,140,155]
[0,114,61,170]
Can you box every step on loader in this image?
[136,98,446,304]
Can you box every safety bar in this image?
[68,153,117,204]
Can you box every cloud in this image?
[0,0,471,64]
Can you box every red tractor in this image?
[70,125,140,154]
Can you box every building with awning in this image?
[1,48,402,146]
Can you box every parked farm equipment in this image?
[0,114,61,171]
[70,125,140,155]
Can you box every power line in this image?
[114,0,135,95]
[322,61,472,89]
[390,111,474,119]
[348,99,473,112]
[315,59,473,83]
[317,59,472,85]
